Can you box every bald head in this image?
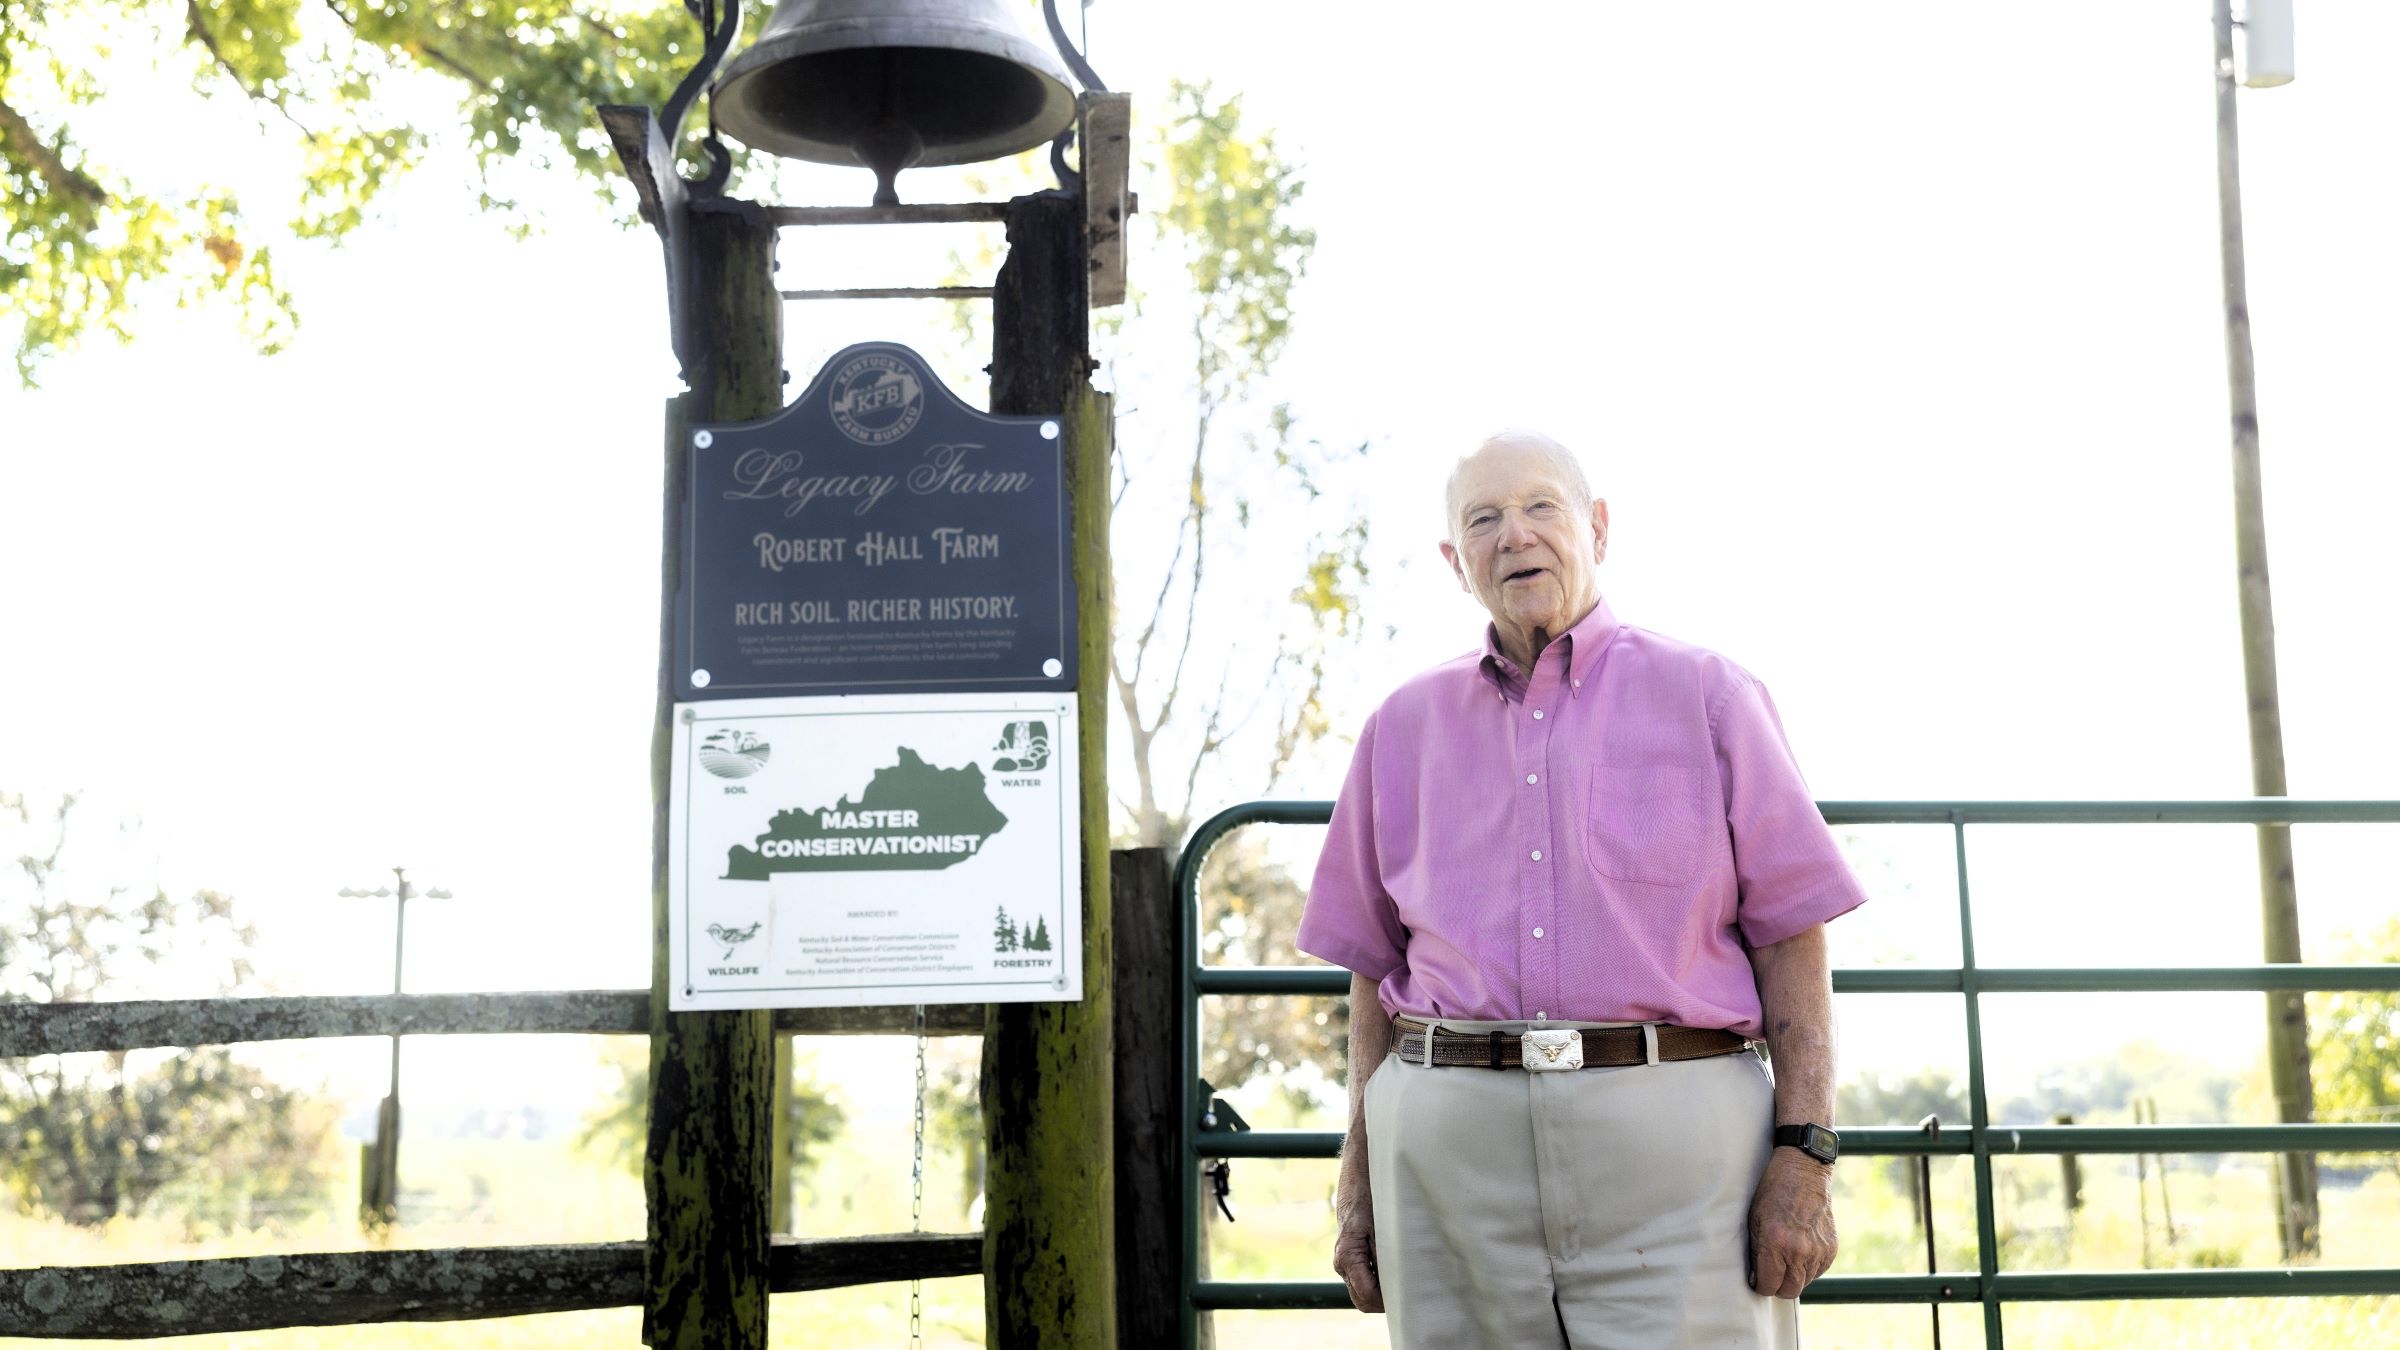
[1444,430,1595,541]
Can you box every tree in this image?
[2311,920,2400,1177]
[992,905,1017,953]
[1838,1067,1968,1197]
[1194,837,1347,1113]
[0,791,335,1228]
[1110,80,1369,853]
[579,1036,848,1215]
[0,0,702,383]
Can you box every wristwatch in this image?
[1773,1123,1840,1165]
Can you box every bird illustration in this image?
[707,921,762,959]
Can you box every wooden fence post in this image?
[1113,846,1175,1349]
[644,199,782,1349]
[982,186,1116,1349]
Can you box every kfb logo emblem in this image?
[829,350,925,446]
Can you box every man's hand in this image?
[1747,1148,1837,1299]
[1332,1119,1383,1312]
[1333,1202,1383,1313]
[1332,972,1394,1314]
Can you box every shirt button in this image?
[1532,709,1544,720]
[1573,680,1582,688]
[1533,927,1545,938]
[1525,773,1538,785]
[1530,849,1543,861]
[1536,1011,1548,1021]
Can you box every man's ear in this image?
[1592,498,1611,563]
[1438,538,1471,593]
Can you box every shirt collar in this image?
[1478,594,1620,695]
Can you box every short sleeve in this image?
[1714,673,1870,948]
[1296,712,1409,981]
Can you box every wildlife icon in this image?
[699,729,772,779]
[990,720,1050,773]
[707,921,762,960]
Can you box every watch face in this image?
[1805,1124,1840,1161]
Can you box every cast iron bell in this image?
[710,0,1079,205]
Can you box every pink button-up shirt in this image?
[1296,597,1867,1038]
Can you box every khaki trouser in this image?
[1363,1020,1800,1350]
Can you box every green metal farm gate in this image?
[1175,799,2400,1348]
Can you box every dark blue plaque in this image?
[675,341,1073,700]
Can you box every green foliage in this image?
[577,1036,847,1188]
[1112,79,1370,849]
[1156,81,1314,412]
[1994,1041,2242,1127]
[2311,920,2400,1174]
[1197,836,1343,1114]
[0,0,697,381]
[0,791,336,1228]
[0,1044,338,1229]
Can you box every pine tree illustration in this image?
[994,905,1017,953]
[1029,916,1052,951]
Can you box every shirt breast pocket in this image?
[1586,764,1715,887]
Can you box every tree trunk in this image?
[2211,0,2318,1260]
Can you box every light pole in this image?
[337,866,452,1227]
[2209,0,2316,1259]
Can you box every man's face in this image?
[1439,441,1609,644]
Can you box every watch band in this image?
[1773,1123,1840,1164]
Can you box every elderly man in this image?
[1296,431,1868,1349]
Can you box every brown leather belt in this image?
[1391,1017,1751,1069]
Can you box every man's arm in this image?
[1746,922,1839,1299]
[1332,972,1395,1313]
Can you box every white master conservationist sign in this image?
[669,692,1080,1010]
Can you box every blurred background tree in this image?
[0,0,719,384]
[0,791,336,1230]
[2311,920,2400,1178]
[578,1035,848,1227]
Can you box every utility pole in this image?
[2210,0,2317,1259]
[337,866,451,1228]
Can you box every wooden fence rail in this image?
[0,1232,980,1338]
[0,992,987,1057]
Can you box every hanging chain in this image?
[909,1002,927,1349]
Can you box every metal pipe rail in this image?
[1175,798,2400,1349]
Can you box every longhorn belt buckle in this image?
[1521,1028,1584,1072]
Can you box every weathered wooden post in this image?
[983,183,1117,1348]
[1113,846,1177,1349]
[642,196,783,1349]
[602,9,782,1328]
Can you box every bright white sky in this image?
[4,2,2398,1124]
